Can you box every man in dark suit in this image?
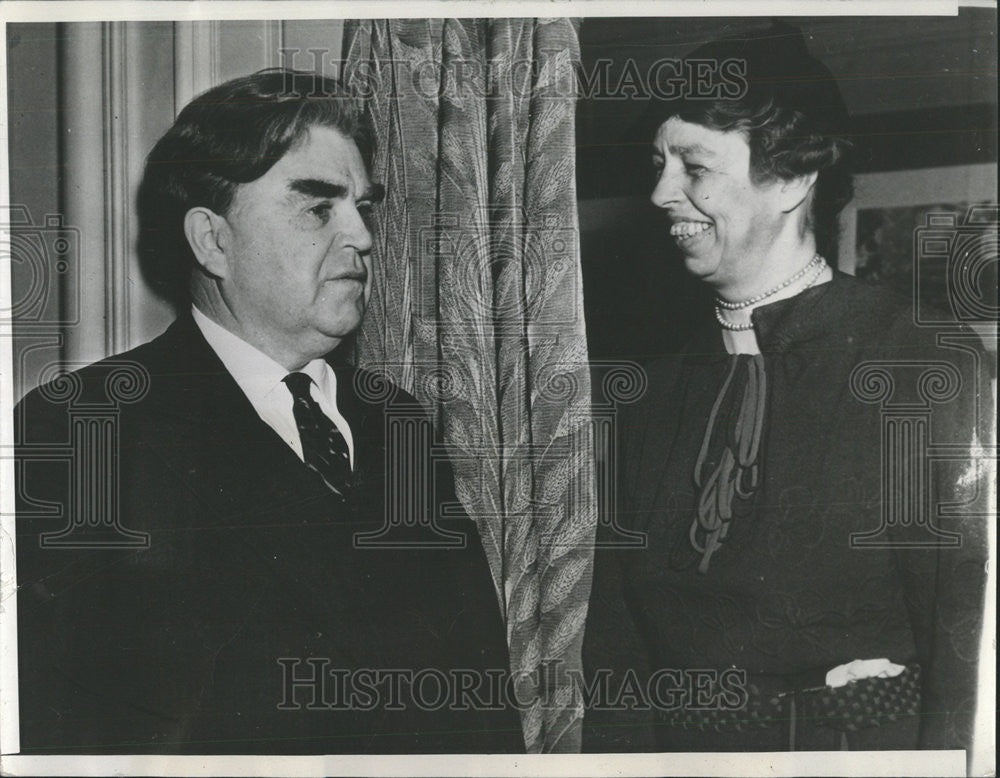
[14,70,523,755]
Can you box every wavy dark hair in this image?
[137,69,371,308]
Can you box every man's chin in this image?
[317,310,365,345]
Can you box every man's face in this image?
[650,117,787,290]
[219,126,377,366]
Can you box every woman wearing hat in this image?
[582,26,989,755]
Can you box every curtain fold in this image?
[344,18,596,753]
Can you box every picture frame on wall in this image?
[839,163,998,346]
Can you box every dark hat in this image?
[641,20,850,139]
[687,21,849,131]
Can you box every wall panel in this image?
[34,18,346,392]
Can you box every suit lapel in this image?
[140,314,336,524]
[329,363,382,481]
[139,316,391,528]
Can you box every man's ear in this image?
[184,207,231,278]
[778,171,819,214]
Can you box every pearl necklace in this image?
[716,254,823,310]
[715,307,755,331]
[715,255,828,332]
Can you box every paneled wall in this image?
[7,20,345,398]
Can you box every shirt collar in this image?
[299,357,337,404]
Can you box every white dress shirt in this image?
[191,306,355,467]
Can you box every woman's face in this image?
[650,117,789,292]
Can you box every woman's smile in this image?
[670,220,714,249]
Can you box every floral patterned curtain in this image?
[343,18,596,753]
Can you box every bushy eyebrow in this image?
[288,179,386,204]
[288,178,348,199]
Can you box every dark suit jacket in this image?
[15,313,523,754]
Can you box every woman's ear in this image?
[183,207,231,278]
[779,171,819,214]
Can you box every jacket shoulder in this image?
[14,323,182,438]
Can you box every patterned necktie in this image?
[283,371,353,497]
